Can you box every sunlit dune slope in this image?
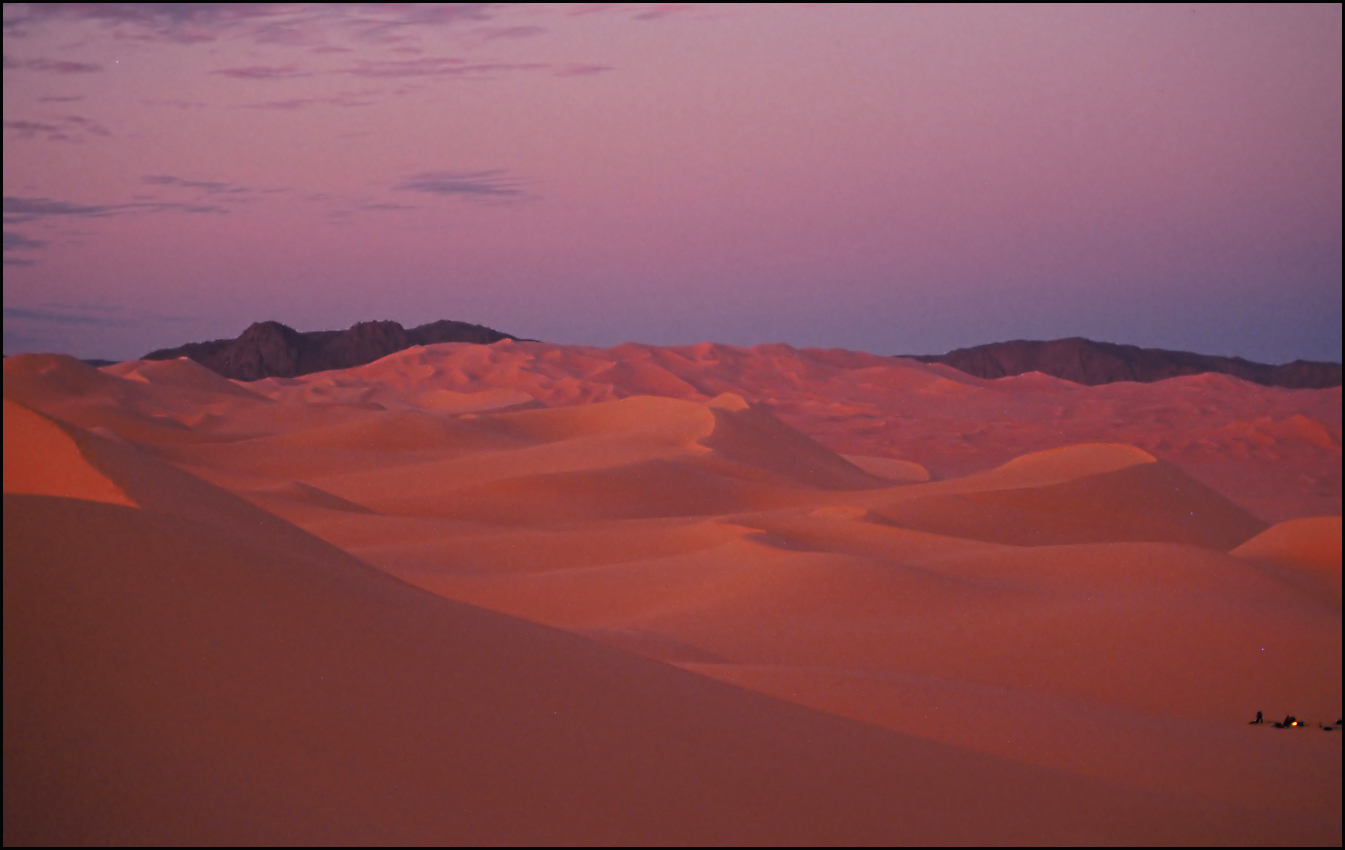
[1233,516,1344,574]
[1232,516,1343,610]
[2,399,135,507]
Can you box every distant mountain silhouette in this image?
[905,338,1342,389]
[143,319,521,380]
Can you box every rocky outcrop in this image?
[143,319,520,381]
[907,338,1342,389]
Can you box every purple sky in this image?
[3,3,1341,363]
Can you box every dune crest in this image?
[1233,516,1345,571]
[1232,517,1343,609]
[2,399,136,508]
[975,442,1157,487]
[841,454,932,482]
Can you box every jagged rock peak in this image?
[143,318,522,381]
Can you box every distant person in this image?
[1250,711,1263,725]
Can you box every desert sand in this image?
[4,341,1341,844]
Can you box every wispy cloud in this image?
[340,57,546,79]
[138,176,287,205]
[4,119,65,137]
[554,63,614,77]
[3,231,46,250]
[5,7,617,95]
[477,25,548,41]
[633,4,691,21]
[357,202,419,211]
[143,99,209,109]
[6,113,112,142]
[568,5,619,17]
[3,3,497,47]
[4,3,290,44]
[240,98,317,110]
[394,171,526,198]
[2,230,44,266]
[239,94,374,110]
[3,55,102,73]
[210,64,311,80]
[142,175,251,195]
[2,303,197,327]
[3,196,121,222]
[334,4,495,45]
[2,307,124,325]
[3,195,228,224]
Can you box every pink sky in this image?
[3,3,1341,362]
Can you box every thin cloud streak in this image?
[6,113,114,143]
[340,57,547,79]
[210,64,311,80]
[3,3,498,47]
[141,176,252,195]
[3,195,228,224]
[477,25,547,41]
[3,231,46,250]
[553,62,614,76]
[393,171,526,198]
[238,95,374,110]
[3,307,126,326]
[3,55,102,73]
[2,304,198,327]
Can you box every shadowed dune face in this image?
[4,345,1341,844]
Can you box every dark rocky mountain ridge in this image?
[107,325,1341,388]
[142,319,521,381]
[905,337,1342,389]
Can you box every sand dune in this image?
[1232,516,1344,610]
[5,342,1340,843]
[862,449,1266,549]
[106,338,1336,518]
[14,493,1326,844]
[842,453,932,482]
[2,399,135,507]
[1233,516,1344,574]
[105,356,272,401]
